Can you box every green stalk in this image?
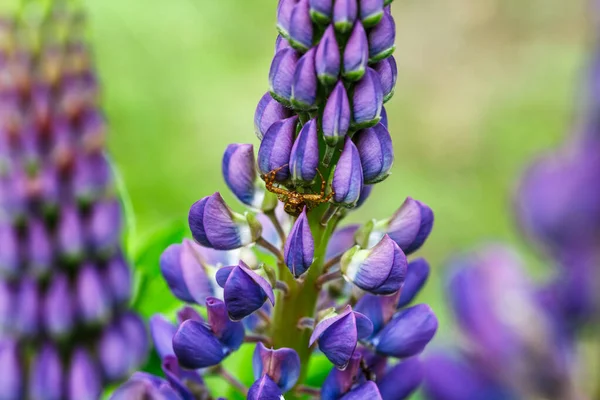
[269,203,337,399]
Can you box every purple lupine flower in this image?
[57,205,85,260]
[341,381,383,400]
[77,263,112,324]
[289,119,319,184]
[248,375,283,400]
[15,277,39,336]
[354,292,399,336]
[372,304,438,358]
[269,48,300,105]
[309,0,333,24]
[291,47,318,110]
[352,67,384,128]
[309,305,373,368]
[44,273,74,338]
[89,197,122,255]
[98,323,131,381]
[222,143,258,206]
[355,123,394,184]
[105,254,132,305]
[277,0,300,38]
[333,0,358,33]
[289,0,314,52]
[374,56,397,103]
[363,197,434,254]
[254,92,292,140]
[160,240,215,304]
[216,261,275,320]
[397,258,430,308]
[257,115,298,180]
[321,352,362,400]
[26,220,53,278]
[360,0,385,27]
[0,222,18,277]
[340,235,407,295]
[368,10,396,62]
[343,22,369,81]
[356,184,374,208]
[0,339,22,399]
[253,343,301,392]
[30,343,63,400]
[67,348,102,400]
[316,25,341,85]
[284,207,315,277]
[332,138,364,207]
[149,315,178,360]
[322,81,351,146]
[188,192,262,250]
[173,298,245,368]
[378,357,424,400]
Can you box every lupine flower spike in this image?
[114,0,437,398]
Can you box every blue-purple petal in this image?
[284,208,315,277]
[172,320,226,369]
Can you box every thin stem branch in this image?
[322,253,343,274]
[296,385,321,396]
[257,236,284,262]
[315,269,343,289]
[257,308,271,325]
[244,334,273,347]
[213,366,248,397]
[265,210,287,248]
[275,280,289,295]
[320,204,340,226]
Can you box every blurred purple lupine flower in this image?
[333,0,358,33]
[254,92,292,140]
[309,0,333,24]
[0,6,147,398]
[289,0,314,52]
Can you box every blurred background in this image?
[0,0,591,332]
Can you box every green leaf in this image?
[305,354,332,387]
[130,219,189,318]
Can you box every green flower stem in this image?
[269,204,337,398]
[256,236,284,262]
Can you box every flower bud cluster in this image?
[0,5,146,399]
[114,1,438,399]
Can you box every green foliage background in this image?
[1,0,593,397]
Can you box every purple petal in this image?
[0,222,18,277]
[206,297,245,352]
[397,258,430,308]
[332,138,364,207]
[248,376,283,400]
[180,239,215,304]
[352,67,383,128]
[269,48,300,104]
[374,56,397,102]
[253,342,301,392]
[356,184,374,208]
[149,315,178,360]
[177,306,204,324]
[333,0,358,33]
[277,0,300,37]
[326,224,359,261]
[160,244,194,302]
[254,92,292,140]
[257,116,298,181]
[215,266,235,288]
[289,119,320,184]
[374,304,438,358]
[378,357,423,400]
[385,197,434,254]
[309,0,333,23]
[118,312,149,369]
[44,274,74,338]
[57,206,84,259]
[222,263,275,320]
[98,324,130,380]
[291,47,318,110]
[172,320,227,369]
[26,220,52,277]
[77,264,111,324]
[67,348,102,400]
[322,81,351,146]
[321,352,362,399]
[284,207,315,277]
[355,293,399,336]
[275,35,292,53]
[316,25,340,85]
[341,381,382,400]
[343,22,369,81]
[380,106,388,128]
[368,10,396,62]
[15,277,40,336]
[289,0,313,51]
[105,253,132,305]
[0,340,22,399]
[222,143,258,206]
[30,344,63,400]
[162,355,202,399]
[89,198,122,254]
[355,123,394,184]
[360,0,384,27]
